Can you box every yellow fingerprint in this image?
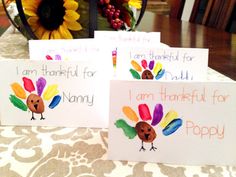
[131,60,142,72]
[122,106,139,122]
[160,110,178,128]
[11,83,26,99]
[153,62,162,75]
[43,84,59,101]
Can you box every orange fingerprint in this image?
[131,60,142,72]
[122,106,139,122]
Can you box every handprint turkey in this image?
[129,59,165,80]
[9,77,61,120]
[115,104,183,151]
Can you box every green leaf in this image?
[122,3,136,29]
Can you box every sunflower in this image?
[128,0,142,9]
[22,0,82,39]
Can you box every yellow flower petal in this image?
[42,30,51,39]
[28,16,39,25]
[59,24,73,39]
[64,10,80,22]
[64,1,78,11]
[24,9,37,17]
[65,21,82,31]
[27,17,40,31]
[35,26,45,38]
[128,0,142,9]
[51,30,62,39]
[22,0,40,10]
[22,0,81,39]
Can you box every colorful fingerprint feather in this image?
[23,77,35,93]
[122,106,139,122]
[131,60,142,72]
[148,60,154,70]
[155,69,165,80]
[129,69,141,79]
[160,110,178,128]
[162,118,183,136]
[151,104,163,126]
[153,62,162,75]
[49,95,61,109]
[141,59,147,69]
[43,84,59,101]
[115,119,137,139]
[10,83,26,99]
[138,104,152,121]
[9,95,27,111]
[36,77,47,96]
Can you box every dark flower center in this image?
[37,0,66,30]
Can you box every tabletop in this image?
[0,11,235,177]
[138,12,236,81]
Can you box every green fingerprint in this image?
[129,69,141,79]
[9,95,28,111]
[115,119,137,139]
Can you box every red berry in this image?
[111,19,115,24]
[115,18,120,23]
[109,11,114,17]
[106,9,111,15]
[114,12,120,18]
[112,23,118,29]
[117,23,121,29]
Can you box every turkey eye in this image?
[141,129,144,132]
[148,128,151,132]
[31,100,33,103]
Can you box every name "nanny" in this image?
[62,91,94,106]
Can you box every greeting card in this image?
[108,80,236,165]
[95,31,162,46]
[29,38,112,61]
[0,59,112,128]
[115,47,209,81]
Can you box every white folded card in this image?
[108,80,236,165]
[94,31,161,46]
[115,47,209,81]
[0,59,112,128]
[29,38,111,61]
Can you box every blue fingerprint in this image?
[155,69,165,80]
[49,95,61,109]
[163,118,182,136]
